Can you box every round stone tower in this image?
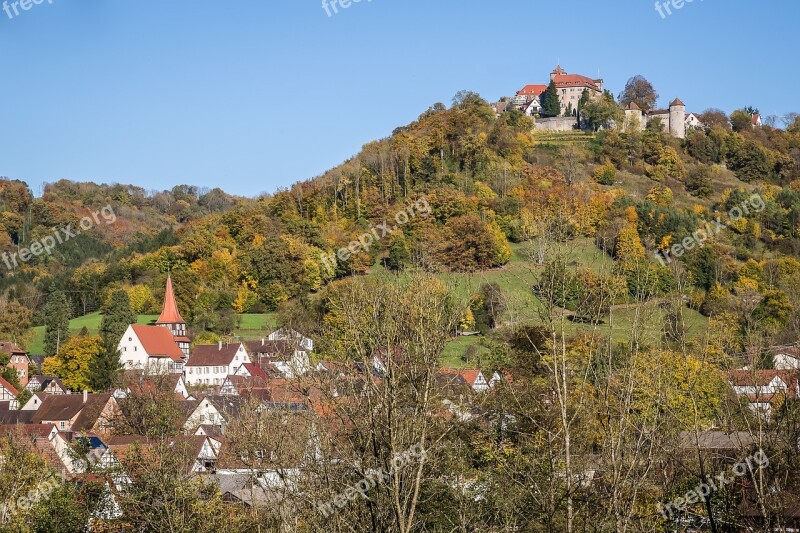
[669,98,686,139]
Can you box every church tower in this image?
[156,275,191,357]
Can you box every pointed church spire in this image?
[156,274,185,325]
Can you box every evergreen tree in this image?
[541,81,561,118]
[90,290,134,392]
[99,290,135,346]
[44,289,71,357]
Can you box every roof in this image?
[188,343,245,367]
[625,102,640,110]
[0,409,35,424]
[0,376,19,397]
[244,339,295,358]
[517,84,548,97]
[0,341,26,356]
[72,394,114,432]
[0,424,56,439]
[727,369,798,390]
[32,394,111,424]
[669,97,685,107]
[439,368,483,386]
[678,431,756,451]
[29,375,67,392]
[238,363,270,381]
[156,275,185,325]
[130,325,184,362]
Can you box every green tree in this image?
[99,290,135,346]
[730,109,753,132]
[44,289,71,357]
[582,90,623,132]
[541,80,561,118]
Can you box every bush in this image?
[593,160,617,185]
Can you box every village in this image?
[0,276,507,522]
[0,270,797,526]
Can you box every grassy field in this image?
[404,239,711,368]
[29,312,277,355]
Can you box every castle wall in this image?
[534,116,579,132]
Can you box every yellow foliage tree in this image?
[125,285,156,314]
[41,335,103,392]
[615,223,646,267]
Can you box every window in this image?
[59,421,65,429]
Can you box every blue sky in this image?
[0,0,796,197]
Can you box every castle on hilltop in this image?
[503,65,690,139]
[623,98,686,139]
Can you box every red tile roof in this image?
[517,84,548,97]
[553,74,601,91]
[0,376,19,397]
[131,325,184,362]
[156,275,185,325]
[239,363,269,381]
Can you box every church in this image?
[116,275,190,373]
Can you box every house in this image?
[771,345,800,370]
[244,339,309,378]
[727,369,799,415]
[685,112,704,130]
[115,371,191,400]
[267,328,314,352]
[752,113,763,127]
[25,375,67,395]
[21,392,48,411]
[0,341,29,387]
[117,325,185,374]
[0,376,19,409]
[0,424,65,472]
[154,275,191,357]
[105,434,221,474]
[185,342,251,387]
[183,395,244,432]
[439,369,490,392]
[31,392,118,436]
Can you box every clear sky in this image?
[0,0,796,197]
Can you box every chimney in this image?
[83,390,88,404]
[218,340,222,350]
[261,338,265,346]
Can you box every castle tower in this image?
[669,98,686,139]
[624,102,645,132]
[155,275,190,357]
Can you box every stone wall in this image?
[534,117,579,132]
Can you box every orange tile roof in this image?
[156,275,185,325]
[131,325,184,362]
[517,84,548,97]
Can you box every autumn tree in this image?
[618,75,659,113]
[42,334,102,391]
